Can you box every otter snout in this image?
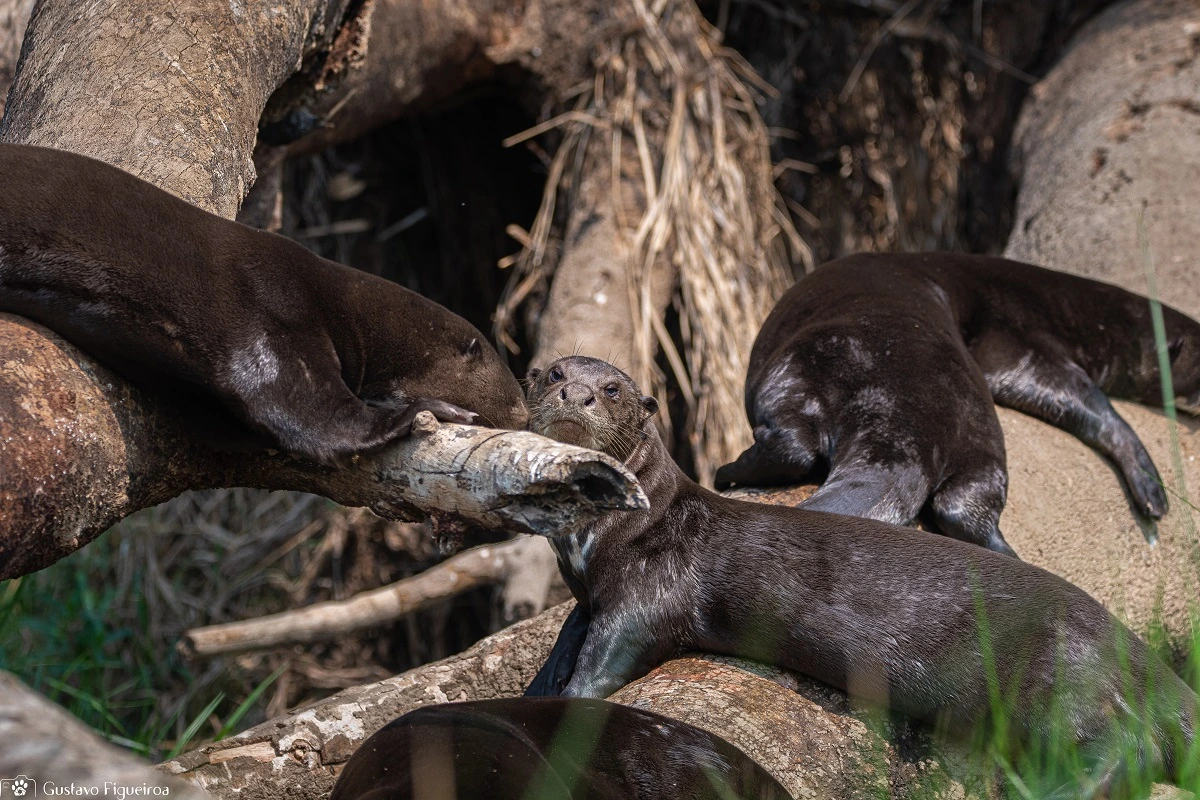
[526,356,659,460]
[558,383,597,408]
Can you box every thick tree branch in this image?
[0,315,644,579]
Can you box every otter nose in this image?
[559,383,596,407]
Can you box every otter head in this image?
[526,356,659,461]
[374,315,529,431]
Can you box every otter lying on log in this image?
[525,355,1198,795]
[715,253,1200,557]
[0,144,529,464]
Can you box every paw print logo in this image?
[11,780,27,797]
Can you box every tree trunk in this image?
[1000,0,1200,647]
[0,0,32,117]
[0,0,367,216]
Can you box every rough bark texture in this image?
[0,0,32,116]
[0,0,360,216]
[1001,0,1200,646]
[162,602,1000,800]
[160,603,574,798]
[0,315,644,579]
[0,671,209,800]
[1007,0,1200,312]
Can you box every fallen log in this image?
[0,671,209,800]
[160,603,996,800]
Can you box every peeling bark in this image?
[0,671,208,800]
[0,315,644,579]
[160,604,574,798]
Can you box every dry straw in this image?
[497,0,804,483]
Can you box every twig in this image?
[840,0,925,103]
[180,537,549,657]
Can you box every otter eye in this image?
[604,384,619,399]
[548,367,564,383]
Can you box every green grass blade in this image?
[215,663,288,741]
[166,692,226,760]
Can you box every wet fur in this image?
[527,356,1199,792]
[716,253,1200,556]
[0,144,528,462]
[330,697,791,800]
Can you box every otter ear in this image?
[526,367,543,383]
[464,338,483,359]
[640,395,659,417]
[1169,335,1185,363]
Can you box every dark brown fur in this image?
[527,356,1198,794]
[330,698,791,800]
[0,144,528,462]
[716,253,1200,556]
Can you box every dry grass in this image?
[497,0,804,483]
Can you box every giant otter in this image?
[0,144,529,463]
[716,253,1200,556]
[526,355,1198,794]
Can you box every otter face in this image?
[526,356,658,461]
[454,335,530,430]
[386,330,529,431]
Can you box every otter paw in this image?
[713,463,738,490]
[395,398,478,434]
[1130,472,1168,520]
